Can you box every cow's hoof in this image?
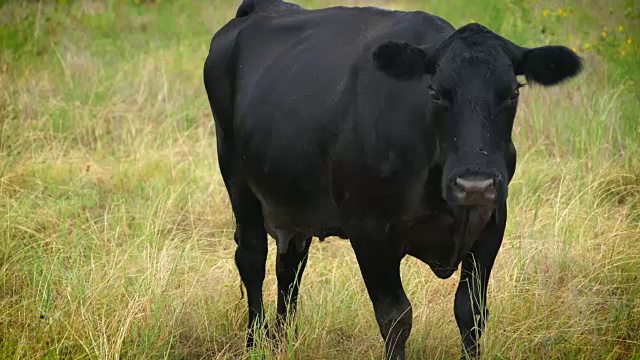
[460,351,480,360]
[245,335,255,348]
[273,320,300,343]
[246,325,272,348]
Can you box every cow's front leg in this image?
[454,204,506,360]
[351,235,411,360]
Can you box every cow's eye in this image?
[510,88,520,101]
[428,85,442,102]
[510,83,526,102]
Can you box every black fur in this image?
[518,45,583,86]
[373,24,582,87]
[205,5,583,359]
[236,0,302,18]
[373,41,429,81]
[236,0,257,17]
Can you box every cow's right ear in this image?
[515,46,583,86]
[373,41,433,81]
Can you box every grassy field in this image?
[1,0,639,359]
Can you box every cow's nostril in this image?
[448,173,501,205]
[454,176,495,193]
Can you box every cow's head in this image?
[373,23,582,207]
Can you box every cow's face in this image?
[373,23,582,206]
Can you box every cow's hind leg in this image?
[205,49,268,348]
[351,235,412,360]
[231,187,268,347]
[275,235,311,333]
[214,125,268,348]
[233,204,268,348]
[454,204,506,360]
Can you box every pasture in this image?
[1,0,639,359]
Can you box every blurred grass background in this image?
[1,0,639,359]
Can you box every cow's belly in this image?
[236,95,347,236]
[255,189,346,255]
[258,196,344,237]
[240,144,345,243]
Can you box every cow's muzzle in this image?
[446,171,503,206]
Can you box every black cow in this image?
[203,0,582,358]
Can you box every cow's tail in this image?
[235,0,302,18]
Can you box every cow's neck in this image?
[401,197,495,278]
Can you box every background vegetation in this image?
[1,0,639,358]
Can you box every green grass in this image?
[1,0,639,359]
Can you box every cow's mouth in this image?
[447,205,495,268]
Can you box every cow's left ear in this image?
[373,41,433,81]
[515,46,583,86]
